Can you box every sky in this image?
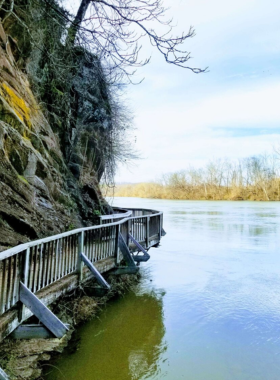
[66,0,280,183]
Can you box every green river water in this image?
[44,198,280,380]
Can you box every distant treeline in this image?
[105,153,280,201]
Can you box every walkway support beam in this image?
[110,267,139,275]
[11,324,71,340]
[129,234,150,262]
[118,233,137,267]
[19,282,69,338]
[80,253,110,289]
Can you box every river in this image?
[44,198,280,380]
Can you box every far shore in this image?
[103,181,280,202]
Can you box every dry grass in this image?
[105,154,280,201]
[107,182,280,201]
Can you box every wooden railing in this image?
[0,207,163,317]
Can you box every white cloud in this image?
[135,80,280,136]
[116,81,280,182]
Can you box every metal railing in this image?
[0,207,163,316]
[99,207,133,224]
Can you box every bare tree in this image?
[63,0,206,81]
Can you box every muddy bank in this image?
[0,273,140,380]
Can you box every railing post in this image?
[159,215,162,241]
[19,247,30,322]
[114,224,120,265]
[77,231,84,283]
[146,217,150,248]
[128,219,132,246]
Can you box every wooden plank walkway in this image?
[0,207,164,342]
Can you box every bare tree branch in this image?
[63,0,207,80]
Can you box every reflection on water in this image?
[45,199,280,380]
[44,291,165,380]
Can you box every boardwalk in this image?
[0,206,164,373]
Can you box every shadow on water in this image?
[43,289,166,380]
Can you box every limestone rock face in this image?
[0,21,109,251]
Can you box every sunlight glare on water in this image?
[44,199,280,380]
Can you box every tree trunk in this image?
[66,0,91,47]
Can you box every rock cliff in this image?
[0,0,114,251]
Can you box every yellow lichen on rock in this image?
[1,82,32,128]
